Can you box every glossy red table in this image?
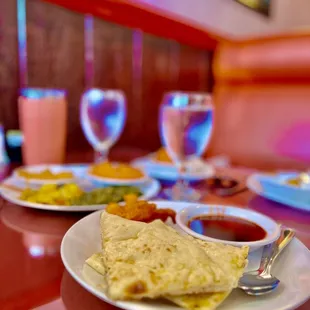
[0,165,309,310]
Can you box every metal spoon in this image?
[238,228,295,296]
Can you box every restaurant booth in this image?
[0,1,310,310]
[211,33,310,170]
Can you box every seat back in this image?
[210,33,310,169]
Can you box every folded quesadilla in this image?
[85,211,248,309]
[86,252,231,310]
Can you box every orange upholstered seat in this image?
[210,33,310,170]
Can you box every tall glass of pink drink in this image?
[18,88,67,165]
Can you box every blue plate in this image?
[247,173,310,212]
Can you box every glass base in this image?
[94,150,108,163]
[163,185,202,202]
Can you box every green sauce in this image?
[73,186,142,205]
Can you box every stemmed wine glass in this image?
[159,91,214,201]
[80,88,126,162]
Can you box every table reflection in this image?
[0,164,10,180]
[0,203,88,308]
[1,203,86,257]
[23,234,62,257]
[248,196,310,247]
[61,271,117,310]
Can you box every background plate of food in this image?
[12,164,85,185]
[247,173,310,212]
[132,148,215,181]
[0,177,161,212]
[61,200,310,310]
[87,162,149,185]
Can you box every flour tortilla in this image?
[99,212,248,300]
[86,253,232,310]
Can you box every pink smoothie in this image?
[18,93,67,165]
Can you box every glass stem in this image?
[94,149,108,163]
[175,162,188,191]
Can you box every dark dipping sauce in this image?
[188,215,266,242]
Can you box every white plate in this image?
[61,201,310,310]
[0,177,160,212]
[247,173,310,212]
[132,155,215,181]
[12,164,83,185]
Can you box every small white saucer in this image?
[176,204,281,252]
[86,170,149,185]
[132,155,215,181]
